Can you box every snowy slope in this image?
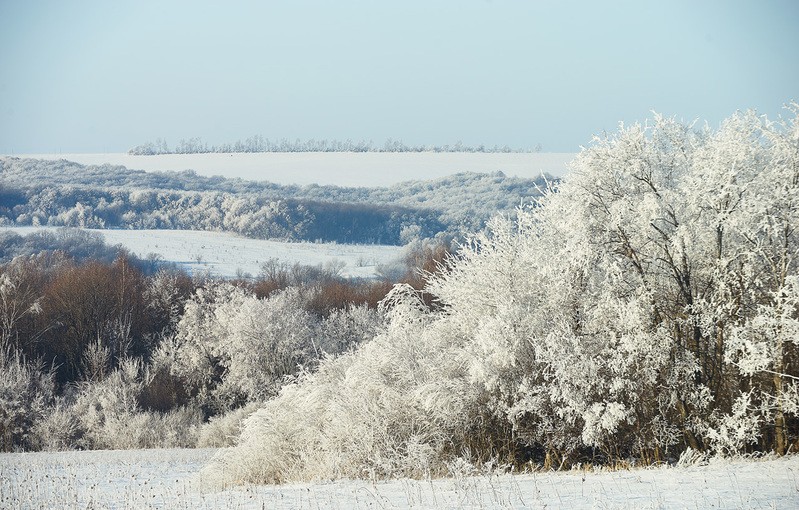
[1,227,404,278]
[15,152,575,186]
[1,448,796,509]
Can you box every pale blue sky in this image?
[1,0,797,153]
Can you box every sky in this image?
[1,0,797,154]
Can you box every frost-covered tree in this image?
[706,109,799,453]
[0,263,42,350]
[166,283,321,412]
[0,347,54,451]
[500,108,799,459]
[167,282,384,415]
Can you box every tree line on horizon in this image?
[128,136,542,155]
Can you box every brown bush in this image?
[37,256,150,383]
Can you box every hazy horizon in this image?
[2,0,797,154]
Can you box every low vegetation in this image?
[0,237,445,452]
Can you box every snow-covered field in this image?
[14,152,575,186]
[2,227,404,278]
[1,448,796,509]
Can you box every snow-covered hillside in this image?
[15,152,575,186]
[1,156,553,244]
[1,227,404,278]
[1,448,796,509]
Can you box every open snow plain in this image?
[1,448,797,509]
[1,227,404,278]
[16,152,575,186]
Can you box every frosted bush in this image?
[166,282,383,418]
[170,284,321,412]
[205,285,479,484]
[29,401,80,451]
[141,407,203,448]
[198,402,260,448]
[705,392,763,456]
[69,358,143,449]
[59,358,202,449]
[144,269,185,335]
[0,348,54,451]
[318,303,383,354]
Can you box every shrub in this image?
[0,347,55,451]
[197,402,261,448]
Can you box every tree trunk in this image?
[774,372,787,455]
[676,400,702,451]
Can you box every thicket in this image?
[0,241,446,452]
[204,108,799,485]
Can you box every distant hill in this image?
[0,157,553,245]
[12,151,573,186]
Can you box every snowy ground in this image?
[1,448,797,509]
[14,152,575,187]
[1,227,404,279]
